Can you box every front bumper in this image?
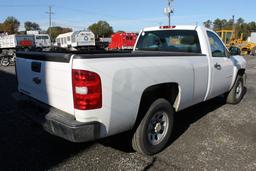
[13,92,100,143]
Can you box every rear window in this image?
[135,30,201,53]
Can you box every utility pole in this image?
[46,6,54,45]
[164,0,174,26]
[232,15,236,39]
[232,15,236,31]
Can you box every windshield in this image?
[135,30,201,53]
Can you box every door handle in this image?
[214,63,222,70]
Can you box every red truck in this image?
[108,32,137,50]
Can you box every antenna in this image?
[164,0,174,26]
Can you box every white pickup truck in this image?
[15,25,246,155]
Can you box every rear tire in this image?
[132,98,174,155]
[1,57,10,67]
[226,75,244,104]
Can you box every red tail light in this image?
[72,69,102,110]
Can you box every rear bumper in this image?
[13,92,100,143]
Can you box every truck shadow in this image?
[0,69,93,170]
[168,86,247,147]
[169,97,226,144]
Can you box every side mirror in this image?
[229,47,241,56]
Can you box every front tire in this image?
[226,75,244,104]
[132,99,174,155]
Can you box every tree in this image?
[24,21,41,31]
[88,21,113,38]
[203,20,212,29]
[248,22,256,32]
[223,19,234,30]
[0,23,4,33]
[47,26,72,41]
[204,17,256,40]
[1,16,20,34]
[237,18,245,25]
[213,18,223,30]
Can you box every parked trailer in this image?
[33,34,51,49]
[55,30,95,51]
[26,30,51,49]
[108,32,137,50]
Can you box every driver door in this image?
[207,31,234,99]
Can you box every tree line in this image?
[0,16,114,41]
[204,18,256,40]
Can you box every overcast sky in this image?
[0,0,255,32]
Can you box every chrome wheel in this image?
[147,111,169,145]
[235,81,242,99]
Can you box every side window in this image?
[207,31,227,57]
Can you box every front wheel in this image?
[132,99,174,155]
[226,75,244,104]
[0,57,10,67]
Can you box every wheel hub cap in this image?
[147,111,169,145]
[154,123,162,133]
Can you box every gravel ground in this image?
[0,56,255,171]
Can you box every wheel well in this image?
[133,83,179,129]
[238,69,245,76]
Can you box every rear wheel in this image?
[0,57,10,67]
[226,75,244,104]
[132,99,174,155]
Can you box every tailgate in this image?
[16,52,75,115]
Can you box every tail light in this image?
[72,69,102,110]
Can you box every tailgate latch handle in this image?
[33,77,41,85]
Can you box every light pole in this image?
[164,0,174,26]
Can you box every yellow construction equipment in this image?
[216,29,256,56]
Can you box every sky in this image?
[0,0,255,32]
